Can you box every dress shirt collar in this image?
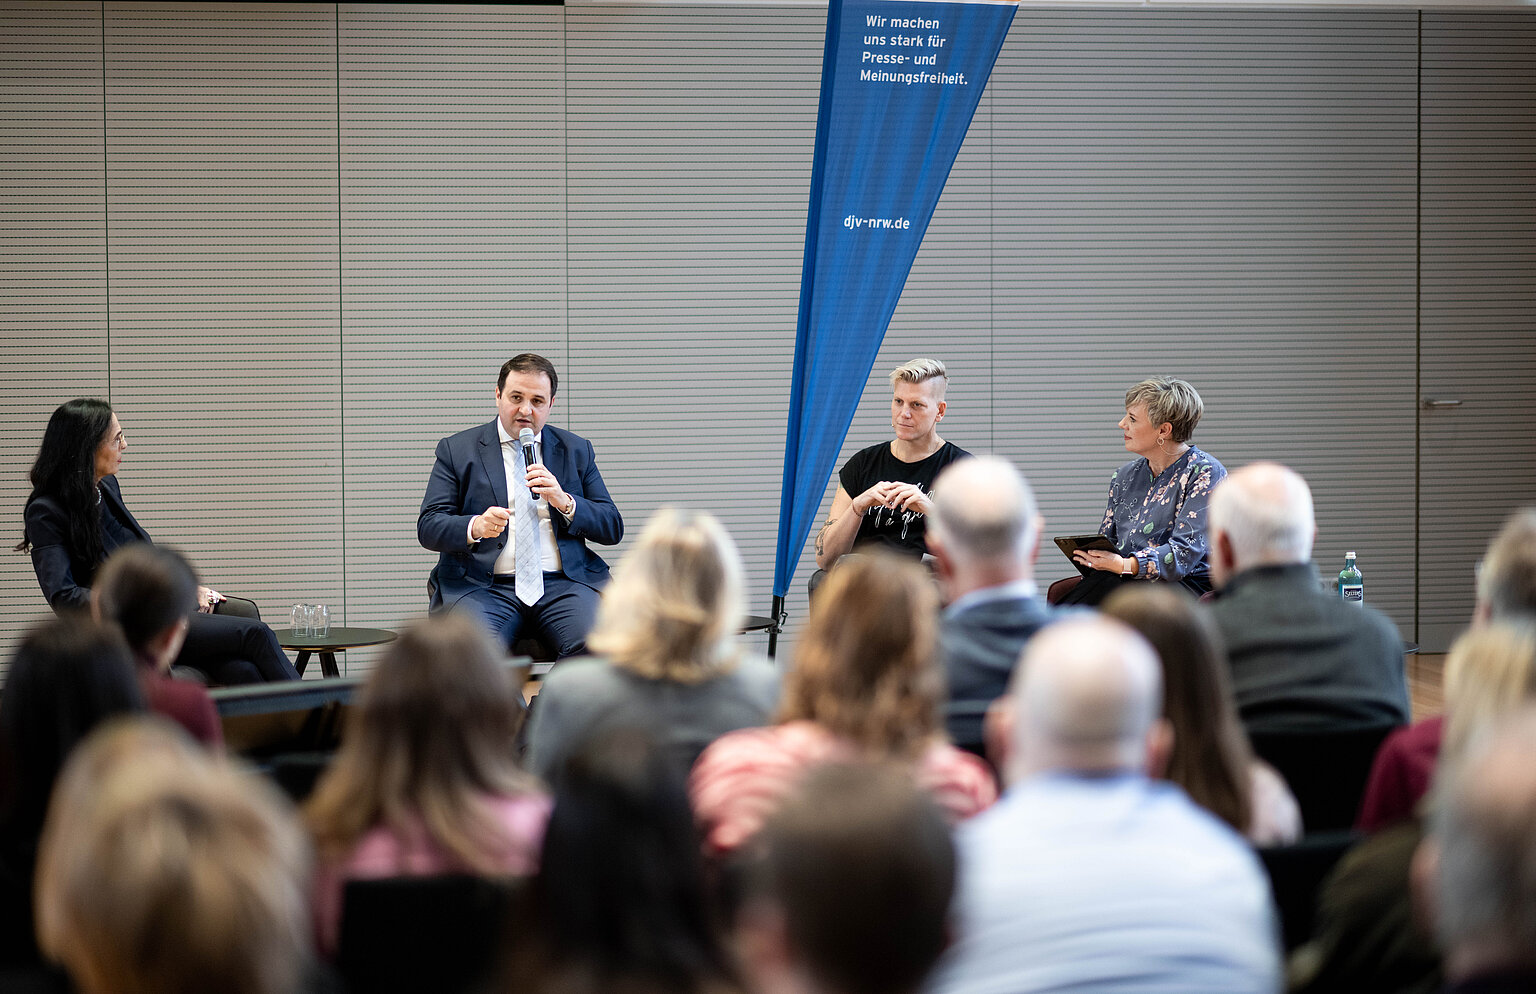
[945,578,1040,617]
[496,419,542,449]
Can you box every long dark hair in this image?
[0,616,146,863]
[502,731,740,994]
[16,399,116,571]
[1101,585,1254,835]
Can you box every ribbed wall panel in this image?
[3,3,1534,676]
[0,1,106,669]
[339,4,566,667]
[990,12,1419,631]
[1419,14,1536,650]
[564,5,823,656]
[103,2,342,673]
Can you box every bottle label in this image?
[1341,584,1364,605]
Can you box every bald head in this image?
[928,456,1041,592]
[1006,616,1164,780]
[1208,462,1316,584]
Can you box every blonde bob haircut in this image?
[36,718,311,994]
[889,357,949,399]
[588,507,745,683]
[1124,376,1204,443]
[305,611,538,870]
[777,553,942,759]
[1443,620,1536,762]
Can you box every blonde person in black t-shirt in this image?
[811,359,969,596]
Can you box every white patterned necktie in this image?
[511,441,544,606]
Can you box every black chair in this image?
[1257,830,1361,951]
[335,874,520,994]
[1248,724,1399,833]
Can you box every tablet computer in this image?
[1054,534,1117,576]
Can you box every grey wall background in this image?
[3,2,1533,678]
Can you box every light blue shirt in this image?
[930,772,1281,994]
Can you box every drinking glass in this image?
[291,603,311,637]
[312,604,331,638]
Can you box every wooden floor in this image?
[1410,652,1445,721]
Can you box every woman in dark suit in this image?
[16,398,298,684]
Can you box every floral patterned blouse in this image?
[1100,444,1227,583]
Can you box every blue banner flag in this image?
[772,0,1015,600]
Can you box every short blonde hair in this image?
[1444,620,1536,761]
[1124,377,1204,443]
[36,719,311,994]
[588,507,745,683]
[778,554,942,758]
[889,358,949,399]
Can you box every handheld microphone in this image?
[518,428,539,496]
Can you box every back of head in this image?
[889,357,949,399]
[1478,508,1536,621]
[305,611,530,867]
[779,554,941,757]
[1100,585,1253,833]
[1443,620,1536,762]
[928,455,1039,571]
[745,762,955,994]
[1429,706,1536,974]
[1008,616,1163,779]
[589,507,745,682]
[36,719,311,994]
[93,543,199,660]
[0,617,144,845]
[524,730,734,994]
[1208,461,1315,570]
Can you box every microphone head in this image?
[518,427,536,446]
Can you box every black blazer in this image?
[23,476,150,612]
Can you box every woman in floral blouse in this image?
[1064,376,1227,605]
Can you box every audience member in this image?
[1061,376,1227,604]
[305,611,548,956]
[34,718,312,994]
[1207,461,1409,734]
[690,555,995,857]
[929,616,1280,994]
[525,508,779,783]
[734,762,954,994]
[810,358,969,593]
[1359,622,1536,833]
[1290,621,1536,994]
[1102,584,1301,844]
[926,455,1053,746]
[91,543,222,747]
[0,617,145,969]
[18,398,298,684]
[500,731,743,994]
[1418,707,1536,993]
[1474,507,1536,624]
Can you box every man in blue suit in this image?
[418,353,623,659]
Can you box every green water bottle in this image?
[1338,551,1364,607]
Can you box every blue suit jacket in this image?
[417,421,623,608]
[25,475,151,612]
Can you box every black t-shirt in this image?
[838,440,969,557]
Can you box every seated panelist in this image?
[418,353,623,660]
[17,399,299,684]
[1063,376,1227,606]
[812,358,970,590]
